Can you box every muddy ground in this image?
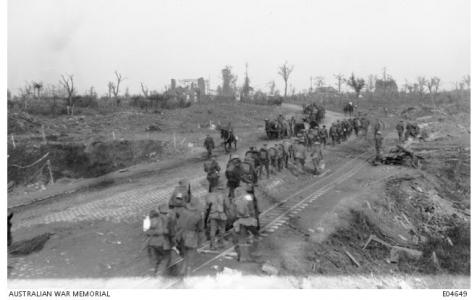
[7,98,470,289]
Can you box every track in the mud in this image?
[135,151,372,288]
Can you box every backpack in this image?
[240,162,254,182]
[259,148,268,160]
[212,194,225,214]
[150,215,168,235]
[235,197,249,218]
[226,159,240,181]
[204,161,212,173]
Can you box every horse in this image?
[220,128,237,153]
[343,103,354,117]
[265,119,285,139]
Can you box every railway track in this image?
[134,150,372,288]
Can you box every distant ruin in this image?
[169,77,209,101]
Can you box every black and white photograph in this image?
[5,0,471,292]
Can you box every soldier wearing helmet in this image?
[233,193,258,262]
[203,134,215,158]
[169,179,191,219]
[204,156,221,193]
[310,141,324,175]
[204,185,229,250]
[175,197,205,276]
[144,202,175,275]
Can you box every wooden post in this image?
[41,125,47,143]
[47,159,54,184]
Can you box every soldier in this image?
[288,138,296,161]
[310,141,323,175]
[145,203,175,275]
[293,138,307,172]
[268,145,278,171]
[275,143,287,170]
[353,117,361,136]
[335,120,343,144]
[244,146,260,171]
[204,156,221,193]
[169,179,191,217]
[374,119,384,138]
[176,197,205,276]
[396,120,405,143]
[203,134,215,158]
[226,155,242,199]
[258,144,270,179]
[277,113,285,125]
[204,186,228,250]
[374,131,384,162]
[289,116,296,137]
[233,193,258,262]
[329,123,337,146]
[319,125,328,147]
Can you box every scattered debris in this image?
[431,251,441,270]
[344,249,361,267]
[363,234,392,250]
[261,262,279,276]
[380,145,424,168]
[389,246,422,264]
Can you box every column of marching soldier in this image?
[141,114,420,277]
[141,114,366,277]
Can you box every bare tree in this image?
[416,76,426,96]
[241,63,253,99]
[107,82,114,99]
[463,75,471,90]
[110,71,126,98]
[366,75,376,93]
[427,77,441,95]
[59,74,75,112]
[88,86,97,98]
[278,61,294,98]
[402,79,410,93]
[333,74,344,94]
[267,80,277,96]
[19,82,33,109]
[346,73,365,98]
[140,82,149,98]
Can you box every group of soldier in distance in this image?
[142,102,422,277]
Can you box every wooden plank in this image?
[344,248,361,267]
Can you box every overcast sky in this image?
[8,0,470,95]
